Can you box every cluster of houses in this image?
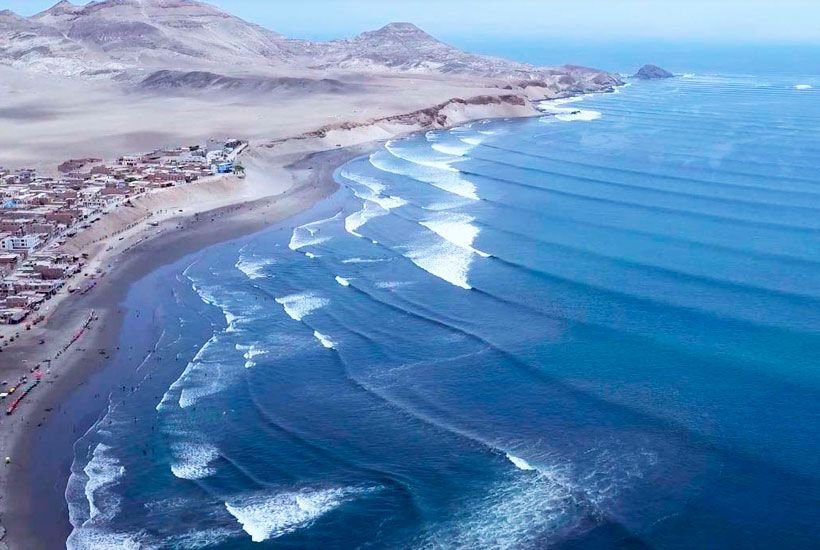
[0,139,247,326]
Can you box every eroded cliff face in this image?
[305,95,530,137]
[263,94,540,155]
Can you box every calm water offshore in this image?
[66,75,820,548]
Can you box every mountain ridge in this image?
[1,0,623,93]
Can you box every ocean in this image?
[61,73,820,548]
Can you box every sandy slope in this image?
[0,67,539,170]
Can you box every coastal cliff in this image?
[0,3,627,548]
[265,94,538,154]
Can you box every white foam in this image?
[431,142,473,157]
[275,292,329,322]
[224,311,240,332]
[69,522,234,549]
[422,199,470,212]
[341,170,408,210]
[340,168,387,195]
[335,276,350,287]
[795,84,813,90]
[171,339,235,410]
[83,444,125,523]
[345,200,389,238]
[538,96,602,123]
[288,213,342,252]
[225,487,368,542]
[191,281,259,333]
[289,231,329,252]
[555,110,602,122]
[313,331,336,349]
[340,168,409,239]
[167,527,238,549]
[236,343,266,368]
[404,239,474,290]
[235,256,275,280]
[542,96,584,107]
[156,335,218,412]
[420,213,491,258]
[506,454,536,471]
[156,335,219,412]
[170,442,220,480]
[415,467,577,548]
[178,363,229,409]
[341,257,386,264]
[461,136,485,146]
[375,281,412,290]
[67,528,144,550]
[372,148,479,201]
[682,73,696,79]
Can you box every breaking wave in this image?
[372,146,480,201]
[313,330,336,349]
[275,292,329,322]
[235,255,275,280]
[225,487,374,543]
[289,213,342,252]
[170,442,220,480]
[538,96,602,122]
[420,213,491,258]
[345,200,389,238]
[403,237,474,290]
[414,465,579,549]
[506,453,536,471]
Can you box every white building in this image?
[1,234,41,253]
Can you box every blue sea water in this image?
[62,74,820,548]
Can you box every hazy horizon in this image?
[6,0,820,45]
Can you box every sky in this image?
[6,0,820,44]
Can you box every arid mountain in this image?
[313,23,593,81]
[30,0,293,69]
[1,0,622,93]
[0,8,116,76]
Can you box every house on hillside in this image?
[212,161,234,174]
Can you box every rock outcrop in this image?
[139,70,353,95]
[634,64,674,80]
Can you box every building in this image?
[0,234,41,253]
[212,161,234,174]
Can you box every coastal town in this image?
[0,138,247,337]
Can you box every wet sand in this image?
[0,145,369,549]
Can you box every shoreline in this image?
[0,92,558,548]
[0,144,372,549]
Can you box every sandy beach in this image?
[0,2,634,546]
[0,11,615,544]
[0,87,542,546]
[0,142,374,548]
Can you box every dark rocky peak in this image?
[354,22,444,45]
[634,64,674,80]
[34,0,81,16]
